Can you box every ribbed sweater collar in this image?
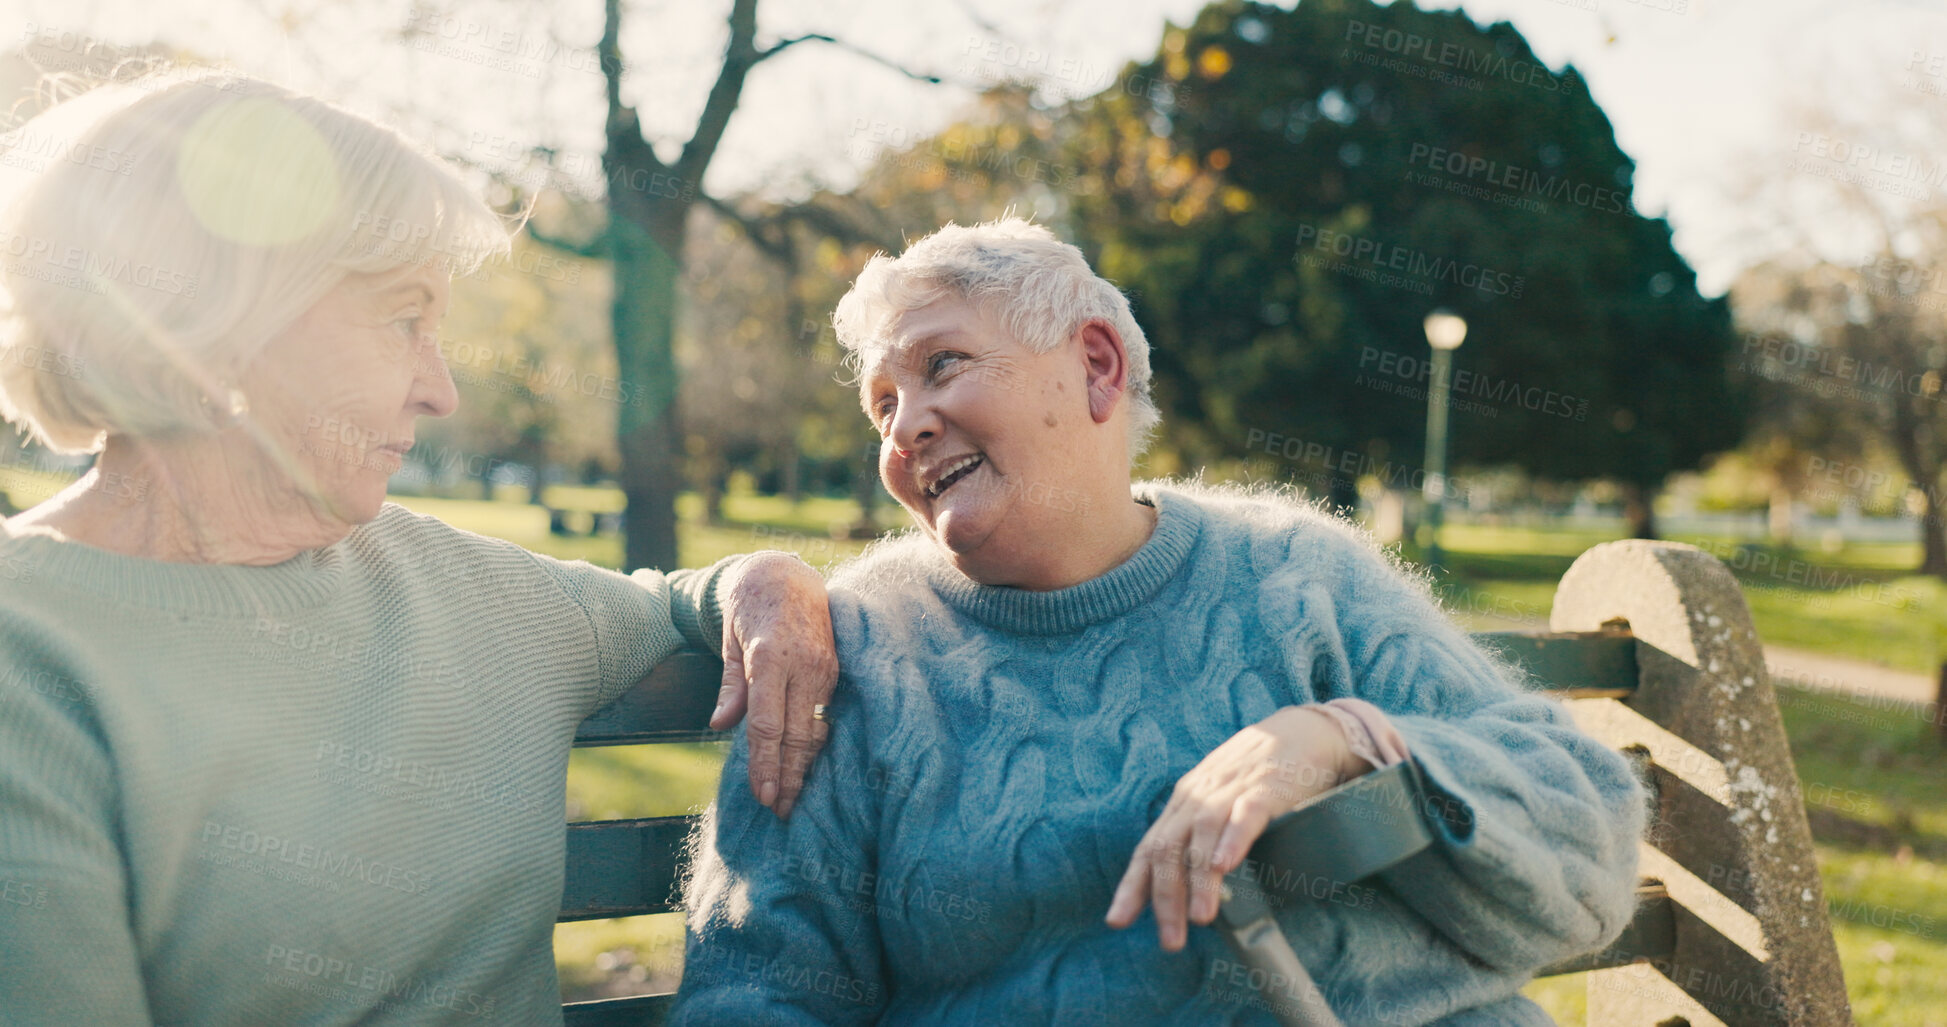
[0,518,353,620]
[922,486,1203,636]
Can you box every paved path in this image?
[1761,644,1935,707]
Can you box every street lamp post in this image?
[1421,309,1467,575]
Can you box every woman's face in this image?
[242,263,458,525]
[862,293,1098,579]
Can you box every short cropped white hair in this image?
[0,71,511,453]
[832,218,1160,460]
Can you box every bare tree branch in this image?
[948,0,1010,41]
[522,219,609,260]
[675,0,762,188]
[699,192,793,265]
[703,191,903,264]
[757,33,944,85]
[676,0,964,189]
[599,0,629,138]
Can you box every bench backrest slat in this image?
[562,993,673,1027]
[1473,630,1638,698]
[559,818,692,921]
[574,651,726,746]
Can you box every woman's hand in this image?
[710,552,839,821]
[1105,705,1369,951]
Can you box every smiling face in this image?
[862,292,1135,587]
[240,263,458,524]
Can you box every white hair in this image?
[0,70,511,453]
[831,217,1160,460]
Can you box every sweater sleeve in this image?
[669,678,887,1025]
[526,552,738,713]
[1324,547,1646,974]
[0,616,153,1025]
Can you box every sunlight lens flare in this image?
[175,96,340,246]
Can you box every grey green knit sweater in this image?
[0,502,730,1025]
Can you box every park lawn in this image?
[1428,523,1945,675]
[14,465,1935,673]
[0,464,80,509]
[387,490,895,572]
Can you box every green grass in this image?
[388,490,899,573]
[555,913,689,1002]
[1419,522,1946,675]
[0,465,81,509]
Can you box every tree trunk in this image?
[1886,424,1947,579]
[782,444,803,505]
[527,463,547,506]
[1623,481,1659,540]
[700,445,727,526]
[519,436,549,506]
[850,443,881,538]
[1767,486,1797,545]
[1920,490,1947,578]
[612,215,686,571]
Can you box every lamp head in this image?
[1424,309,1468,351]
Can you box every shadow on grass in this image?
[1775,686,1947,848]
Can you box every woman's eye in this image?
[926,352,963,378]
[874,397,896,426]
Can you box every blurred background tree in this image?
[1719,81,1947,579]
[415,236,612,500]
[509,0,944,569]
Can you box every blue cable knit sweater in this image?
[672,482,1645,1026]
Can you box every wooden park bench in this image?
[557,540,1853,1026]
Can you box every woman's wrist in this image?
[1293,704,1371,788]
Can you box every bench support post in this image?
[1551,540,1851,1027]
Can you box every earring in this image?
[199,384,250,425]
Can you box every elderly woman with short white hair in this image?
[674,219,1646,1025]
[0,73,840,1025]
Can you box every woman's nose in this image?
[886,396,938,454]
[411,337,460,418]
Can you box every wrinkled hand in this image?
[1105,705,1368,951]
[709,552,839,821]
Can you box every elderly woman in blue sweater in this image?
[673,219,1645,1025]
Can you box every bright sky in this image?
[4,0,1941,295]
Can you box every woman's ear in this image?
[1079,320,1129,424]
